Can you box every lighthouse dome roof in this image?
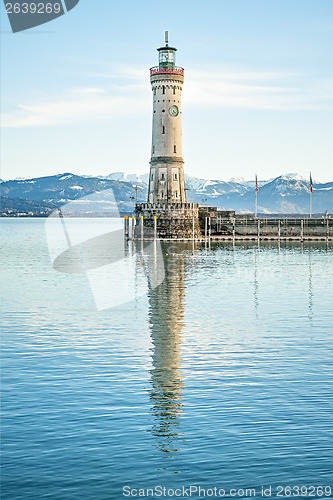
[157,45,177,52]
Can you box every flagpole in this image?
[255,173,258,219]
[309,172,313,219]
[255,189,257,219]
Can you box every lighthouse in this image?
[135,33,201,240]
[148,32,186,204]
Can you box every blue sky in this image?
[1,0,332,181]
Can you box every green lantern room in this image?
[157,31,177,70]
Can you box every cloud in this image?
[184,70,333,111]
[2,85,150,128]
[2,67,332,128]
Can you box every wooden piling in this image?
[124,215,129,239]
[132,215,135,240]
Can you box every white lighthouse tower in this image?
[135,33,201,239]
[148,32,186,204]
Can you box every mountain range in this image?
[1,172,332,216]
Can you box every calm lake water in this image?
[1,219,332,500]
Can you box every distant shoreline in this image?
[1,213,331,219]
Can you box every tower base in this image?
[135,203,201,239]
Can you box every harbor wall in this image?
[134,202,201,239]
[132,204,331,240]
[208,217,331,238]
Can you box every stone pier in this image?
[135,202,201,239]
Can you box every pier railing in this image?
[138,202,199,210]
[205,217,331,239]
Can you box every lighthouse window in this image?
[161,173,165,180]
[162,126,165,134]
[159,50,175,65]
[173,87,176,94]
[175,191,178,198]
[174,173,178,180]
[161,192,164,198]
[152,146,155,153]
[174,145,177,153]
[151,173,154,180]
[154,88,156,95]
[162,86,165,94]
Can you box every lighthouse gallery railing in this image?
[150,66,184,76]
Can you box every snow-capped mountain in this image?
[103,171,149,185]
[1,171,332,215]
[183,173,333,213]
[0,173,145,215]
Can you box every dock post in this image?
[232,218,236,240]
[278,220,281,240]
[257,219,260,240]
[327,219,329,239]
[141,215,144,240]
[208,216,211,241]
[124,216,129,240]
[131,215,134,240]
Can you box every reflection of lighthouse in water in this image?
[147,245,187,455]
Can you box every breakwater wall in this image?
[128,213,331,241]
[202,217,331,241]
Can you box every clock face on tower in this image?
[169,105,179,117]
